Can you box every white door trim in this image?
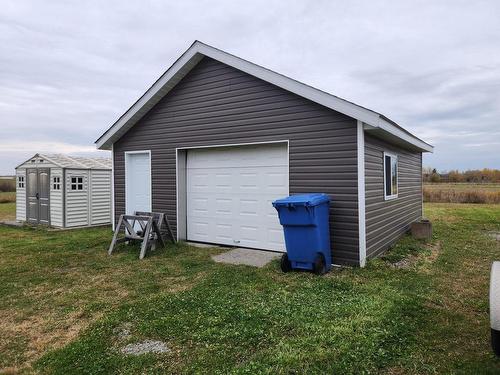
[357,120,367,267]
[124,150,152,215]
[111,144,115,230]
[176,140,290,244]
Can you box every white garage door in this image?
[186,143,288,251]
[125,151,151,215]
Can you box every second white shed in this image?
[15,153,112,228]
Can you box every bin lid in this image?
[272,193,330,207]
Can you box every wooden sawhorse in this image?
[108,212,174,259]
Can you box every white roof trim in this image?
[95,41,433,153]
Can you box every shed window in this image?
[53,176,61,190]
[71,177,84,190]
[18,176,25,188]
[384,152,398,200]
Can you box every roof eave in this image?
[364,120,434,153]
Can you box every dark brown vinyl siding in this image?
[364,134,423,258]
[114,57,359,265]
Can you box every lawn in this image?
[0,203,499,373]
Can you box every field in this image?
[0,177,15,192]
[424,183,500,204]
[0,202,499,373]
[0,176,16,204]
[0,192,16,204]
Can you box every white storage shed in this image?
[15,153,112,228]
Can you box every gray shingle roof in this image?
[16,153,111,169]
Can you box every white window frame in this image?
[17,175,25,188]
[70,176,84,191]
[52,176,61,190]
[383,152,398,200]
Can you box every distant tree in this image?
[430,172,441,183]
[424,167,500,184]
[448,170,463,182]
[422,166,433,183]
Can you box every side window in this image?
[384,152,398,200]
[53,176,61,190]
[70,176,84,191]
[17,176,25,188]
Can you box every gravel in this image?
[120,340,170,356]
[487,231,500,241]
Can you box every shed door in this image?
[38,169,50,224]
[26,169,38,223]
[26,168,50,224]
[186,143,288,251]
[125,152,151,214]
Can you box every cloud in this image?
[0,141,98,154]
[1,0,500,174]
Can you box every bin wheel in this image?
[313,253,327,275]
[280,253,292,273]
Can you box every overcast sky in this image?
[1,0,499,174]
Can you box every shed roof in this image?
[16,153,111,170]
[95,40,433,153]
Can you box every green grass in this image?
[0,203,499,373]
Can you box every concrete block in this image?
[411,219,432,240]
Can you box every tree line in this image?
[423,167,500,183]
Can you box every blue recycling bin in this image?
[272,193,332,275]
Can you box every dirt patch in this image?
[0,366,20,375]
[0,308,104,372]
[389,241,442,270]
[114,322,133,340]
[120,340,170,356]
[425,241,442,262]
[390,256,418,269]
[487,231,500,241]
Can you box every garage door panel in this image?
[268,228,285,247]
[188,220,211,240]
[266,171,288,189]
[186,143,288,251]
[186,144,287,169]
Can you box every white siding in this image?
[65,169,89,227]
[15,169,26,221]
[49,168,64,227]
[90,169,112,225]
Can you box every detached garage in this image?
[15,153,112,228]
[96,41,433,266]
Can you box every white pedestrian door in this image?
[186,143,288,252]
[125,152,151,215]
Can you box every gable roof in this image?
[95,41,433,152]
[16,153,111,170]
